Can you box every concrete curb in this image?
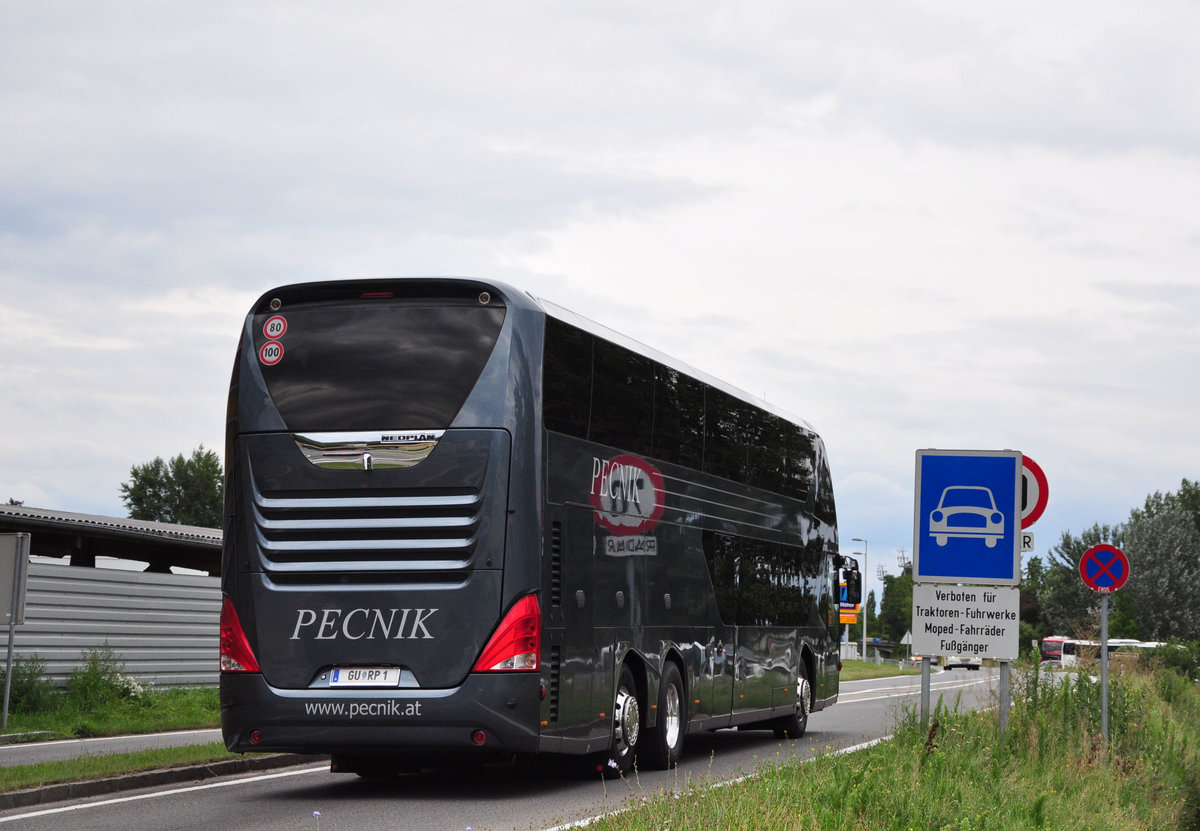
[0,753,327,812]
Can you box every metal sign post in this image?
[920,656,930,727]
[1100,594,1110,741]
[1,534,31,731]
[912,450,1048,737]
[1079,543,1129,744]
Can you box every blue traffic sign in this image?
[913,450,1022,585]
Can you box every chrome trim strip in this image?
[295,431,447,445]
[258,558,474,573]
[249,458,482,574]
[257,535,473,552]
[293,431,446,470]
[253,492,480,510]
[253,511,475,533]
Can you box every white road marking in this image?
[0,764,328,824]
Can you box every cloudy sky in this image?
[3,2,1198,600]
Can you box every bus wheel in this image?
[642,661,686,769]
[607,665,641,776]
[773,670,811,739]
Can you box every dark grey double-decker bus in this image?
[220,278,861,776]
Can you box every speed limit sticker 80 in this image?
[259,340,284,366]
[263,315,288,339]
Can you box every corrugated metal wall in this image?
[10,562,220,688]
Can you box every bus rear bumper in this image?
[220,672,542,758]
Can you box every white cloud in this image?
[0,4,1197,614]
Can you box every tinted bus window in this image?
[703,388,747,484]
[255,302,505,431]
[590,339,654,455]
[651,366,704,468]
[543,318,592,438]
[703,530,740,625]
[782,426,815,503]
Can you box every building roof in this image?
[0,504,222,575]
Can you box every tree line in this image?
[119,446,223,528]
[856,478,1200,652]
[124,447,1198,648]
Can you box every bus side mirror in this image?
[843,571,862,605]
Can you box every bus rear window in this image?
[253,302,506,431]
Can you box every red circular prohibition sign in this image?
[1021,455,1049,529]
[1079,544,1130,594]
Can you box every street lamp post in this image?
[853,537,868,662]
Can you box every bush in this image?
[1142,638,1200,681]
[0,655,57,714]
[67,644,149,710]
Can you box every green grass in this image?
[0,744,239,793]
[579,663,1200,831]
[0,685,228,795]
[3,687,220,740]
[3,649,219,740]
[840,659,919,681]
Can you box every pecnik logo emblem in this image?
[590,454,665,536]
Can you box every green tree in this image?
[1122,502,1200,641]
[1109,590,1140,639]
[1040,523,1121,637]
[877,564,914,647]
[1018,556,1049,654]
[120,446,223,527]
[1130,478,1200,535]
[1035,479,1200,643]
[845,590,877,652]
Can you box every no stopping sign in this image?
[1079,544,1129,594]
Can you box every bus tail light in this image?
[220,598,261,673]
[472,595,541,672]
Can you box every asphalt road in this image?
[0,669,997,830]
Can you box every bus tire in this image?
[772,668,811,739]
[607,664,641,776]
[642,661,686,769]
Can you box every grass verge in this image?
[3,687,220,741]
[0,744,239,793]
[839,659,919,681]
[579,663,1200,831]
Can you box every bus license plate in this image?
[329,668,402,687]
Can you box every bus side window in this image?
[544,319,592,438]
[590,339,653,456]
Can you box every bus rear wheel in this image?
[773,670,811,739]
[642,661,685,769]
[606,665,641,776]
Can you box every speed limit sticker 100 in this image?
[259,340,284,366]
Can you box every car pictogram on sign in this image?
[914,449,1021,585]
[930,485,1004,548]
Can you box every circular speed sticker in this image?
[259,340,284,366]
[263,315,287,339]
